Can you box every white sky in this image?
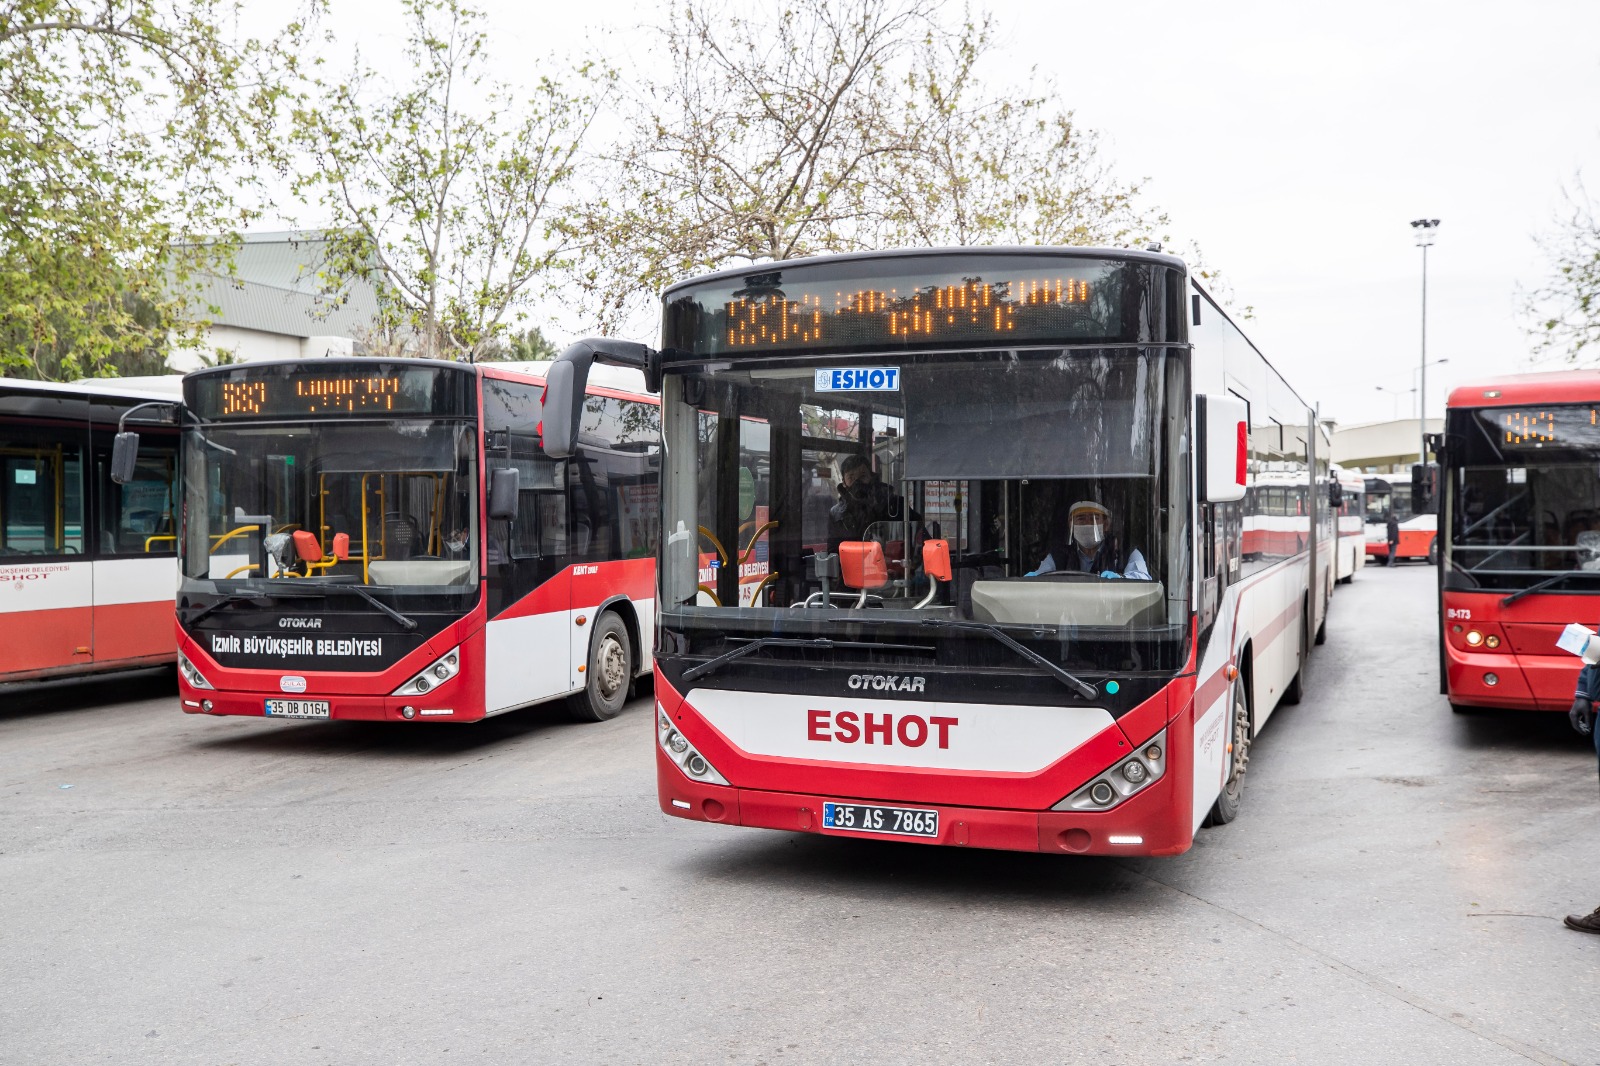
[287,0,1600,427]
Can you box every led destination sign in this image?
[663,254,1136,356]
[188,365,471,420]
[1495,405,1600,448]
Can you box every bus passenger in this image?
[1026,500,1151,580]
[828,454,909,543]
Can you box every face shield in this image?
[1069,502,1110,554]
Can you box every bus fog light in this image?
[1466,630,1483,647]
[1122,761,1148,784]
[402,705,416,719]
[685,753,709,777]
[201,699,213,712]
[1090,781,1115,805]
[1145,745,1162,762]
[1485,635,1501,649]
[1484,672,1499,687]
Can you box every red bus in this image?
[1364,470,1438,563]
[544,247,1334,855]
[119,357,659,723]
[1438,370,1600,712]
[2,377,182,685]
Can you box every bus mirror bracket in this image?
[110,400,180,484]
[1327,479,1343,508]
[542,338,655,459]
[488,467,520,521]
[1198,394,1248,504]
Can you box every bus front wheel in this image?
[568,613,632,723]
[1204,680,1252,827]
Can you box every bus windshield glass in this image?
[181,419,478,602]
[659,347,1190,674]
[1447,403,1600,583]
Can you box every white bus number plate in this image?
[264,699,331,719]
[822,802,938,838]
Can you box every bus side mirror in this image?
[1198,394,1247,503]
[488,467,520,520]
[1410,462,1436,514]
[1328,480,1343,508]
[111,432,140,484]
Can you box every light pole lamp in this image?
[1411,218,1440,462]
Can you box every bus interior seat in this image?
[969,578,1165,628]
[383,512,422,559]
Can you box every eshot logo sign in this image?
[814,367,900,392]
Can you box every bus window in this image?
[2,428,84,556]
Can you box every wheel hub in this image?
[597,635,627,698]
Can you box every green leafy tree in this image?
[292,0,604,362]
[1526,182,1600,363]
[479,324,560,362]
[1,0,308,380]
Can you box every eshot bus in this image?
[119,358,659,723]
[2,377,182,685]
[1364,470,1437,563]
[1438,370,1600,712]
[543,247,1333,856]
[1332,465,1366,584]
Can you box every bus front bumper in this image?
[654,744,1193,856]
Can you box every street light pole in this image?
[1410,219,1440,463]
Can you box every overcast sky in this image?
[294,0,1600,427]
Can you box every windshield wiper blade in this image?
[681,637,933,684]
[181,587,318,626]
[1501,569,1600,607]
[918,618,1097,699]
[292,580,419,630]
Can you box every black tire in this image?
[567,613,632,722]
[1204,680,1252,827]
[1427,537,1439,565]
[1314,613,1328,646]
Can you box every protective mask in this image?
[1072,520,1103,554]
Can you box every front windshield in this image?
[659,347,1190,673]
[181,419,478,600]
[1447,404,1600,586]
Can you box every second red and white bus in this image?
[1438,369,1600,712]
[2,376,182,685]
[1332,465,1366,584]
[129,357,659,723]
[545,246,1333,856]
[1365,470,1437,563]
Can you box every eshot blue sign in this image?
[814,367,901,392]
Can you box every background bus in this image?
[1365,470,1437,563]
[2,377,182,684]
[1438,370,1600,712]
[1332,465,1366,584]
[157,358,658,723]
[544,246,1332,857]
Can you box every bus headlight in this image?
[394,647,461,696]
[1465,630,1484,647]
[1485,635,1501,649]
[1054,730,1166,812]
[177,652,214,690]
[657,703,729,785]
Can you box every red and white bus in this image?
[1364,470,1437,563]
[544,247,1333,855]
[1438,370,1600,712]
[2,377,182,685]
[1332,465,1366,584]
[133,357,659,723]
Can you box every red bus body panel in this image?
[1442,590,1586,712]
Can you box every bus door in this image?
[90,403,178,663]
[1,399,91,674]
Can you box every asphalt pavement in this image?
[2,562,1598,1065]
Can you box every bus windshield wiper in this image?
[917,618,1097,699]
[681,636,934,684]
[1501,569,1600,607]
[296,580,419,630]
[181,588,318,626]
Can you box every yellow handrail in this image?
[223,564,260,579]
[741,521,777,565]
[144,535,177,552]
[696,583,722,607]
[749,571,779,607]
[698,526,729,567]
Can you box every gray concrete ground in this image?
[2,563,1598,1065]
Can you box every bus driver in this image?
[1026,499,1151,580]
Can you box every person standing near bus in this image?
[1386,509,1400,566]
[1567,665,1600,933]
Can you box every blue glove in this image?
[1024,569,1041,577]
[1100,570,1122,579]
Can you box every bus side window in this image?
[2,425,85,557]
[96,436,177,554]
